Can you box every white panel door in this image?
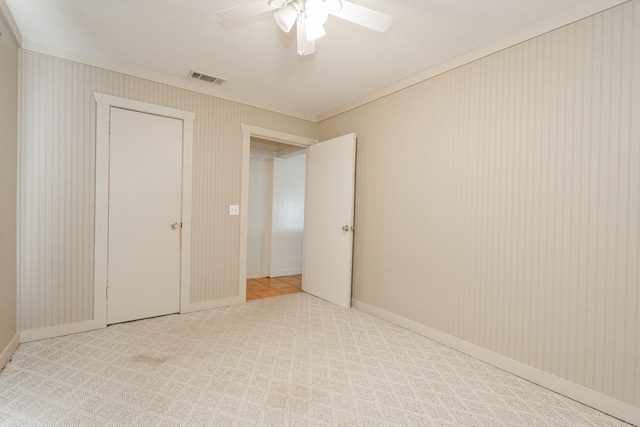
[107,107,183,324]
[302,133,356,308]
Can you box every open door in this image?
[302,133,356,308]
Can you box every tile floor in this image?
[246,275,302,300]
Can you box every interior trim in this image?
[16,41,318,123]
[318,0,629,121]
[352,299,640,426]
[0,0,22,46]
[239,124,317,304]
[10,0,626,123]
[94,93,196,327]
[181,296,246,314]
[20,320,102,343]
[0,333,19,369]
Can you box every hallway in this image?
[246,275,302,300]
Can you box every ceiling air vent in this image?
[189,70,226,85]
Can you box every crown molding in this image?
[19,39,319,123]
[318,0,629,121]
[10,0,629,124]
[0,0,22,46]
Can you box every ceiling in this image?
[5,0,603,121]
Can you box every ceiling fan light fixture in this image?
[296,15,315,56]
[274,3,299,33]
[304,0,328,24]
[268,0,287,7]
[305,21,325,41]
[324,0,342,13]
[217,0,392,56]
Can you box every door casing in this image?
[239,125,316,300]
[94,93,195,329]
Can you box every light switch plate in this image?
[229,205,240,216]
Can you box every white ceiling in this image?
[5,0,607,120]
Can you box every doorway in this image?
[246,275,302,300]
[247,138,306,300]
[238,125,316,301]
[249,139,306,272]
[239,125,357,308]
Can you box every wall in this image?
[247,155,272,278]
[319,2,639,420]
[247,151,306,278]
[0,9,18,367]
[18,50,316,333]
[270,152,306,277]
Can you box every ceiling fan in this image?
[216,0,393,56]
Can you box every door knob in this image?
[171,222,180,230]
[342,225,350,232]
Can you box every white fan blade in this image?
[217,1,275,21]
[329,0,393,32]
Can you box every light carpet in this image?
[0,293,630,426]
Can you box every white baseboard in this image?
[181,296,245,314]
[270,269,302,278]
[19,296,246,342]
[20,319,105,343]
[352,299,640,427]
[0,333,20,371]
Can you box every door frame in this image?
[94,93,195,327]
[239,125,316,300]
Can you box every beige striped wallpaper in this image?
[15,0,640,418]
[0,14,19,358]
[319,2,639,410]
[18,51,316,332]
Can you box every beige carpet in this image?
[0,293,630,426]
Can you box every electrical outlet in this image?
[229,205,240,216]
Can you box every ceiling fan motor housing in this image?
[217,0,392,56]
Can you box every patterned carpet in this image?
[0,293,630,426]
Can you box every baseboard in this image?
[19,297,246,342]
[181,296,245,314]
[270,269,302,277]
[20,319,105,343]
[352,299,640,427]
[0,333,20,371]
